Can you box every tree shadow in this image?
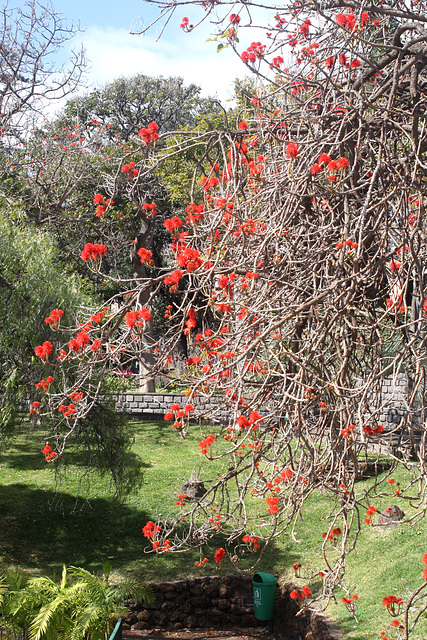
[0,484,151,575]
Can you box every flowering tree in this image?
[30,0,427,633]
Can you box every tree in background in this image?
[0,0,85,136]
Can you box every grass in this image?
[1,419,427,638]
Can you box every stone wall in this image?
[123,575,340,640]
[375,373,424,454]
[114,392,230,424]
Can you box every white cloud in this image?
[74,25,247,105]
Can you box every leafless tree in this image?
[0,0,86,134]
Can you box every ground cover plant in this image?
[1,419,427,639]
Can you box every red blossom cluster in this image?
[164,216,183,235]
[142,202,157,216]
[382,595,403,616]
[194,558,209,568]
[121,161,138,177]
[163,269,183,292]
[336,11,370,31]
[336,238,358,250]
[364,505,377,525]
[236,411,263,431]
[241,41,266,63]
[185,202,205,224]
[286,142,299,159]
[45,309,63,329]
[35,376,54,392]
[58,403,76,418]
[137,247,153,265]
[80,243,107,261]
[340,424,355,438]
[164,403,195,430]
[342,594,358,613]
[142,521,161,539]
[198,434,215,455]
[311,154,349,181]
[422,553,427,581]
[266,496,279,514]
[34,341,53,360]
[242,534,260,551]
[290,586,312,600]
[364,424,384,436]
[138,122,159,145]
[42,444,57,462]
[214,547,226,563]
[93,193,113,218]
[68,331,90,353]
[29,401,41,415]
[69,391,84,402]
[180,16,192,30]
[323,527,342,544]
[125,307,151,329]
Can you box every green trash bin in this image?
[252,572,277,621]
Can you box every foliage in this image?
[0,216,93,440]
[0,564,153,640]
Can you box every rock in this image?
[181,478,206,501]
[137,610,151,622]
[377,504,405,525]
[132,621,150,630]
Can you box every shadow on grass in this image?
[0,484,151,576]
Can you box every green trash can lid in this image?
[253,572,277,584]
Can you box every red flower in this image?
[318,153,331,165]
[238,121,248,130]
[164,217,183,233]
[125,308,151,329]
[137,247,154,265]
[139,122,159,145]
[81,243,107,261]
[310,163,322,174]
[337,157,349,169]
[93,193,104,204]
[290,590,299,600]
[360,12,370,27]
[34,341,53,360]
[301,586,311,598]
[142,521,161,539]
[286,142,299,160]
[230,13,240,24]
[325,57,335,68]
[214,547,226,563]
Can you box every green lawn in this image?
[1,419,426,638]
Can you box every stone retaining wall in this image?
[123,575,339,640]
[114,392,230,424]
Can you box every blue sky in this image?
[49,0,250,104]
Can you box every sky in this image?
[48,0,251,106]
